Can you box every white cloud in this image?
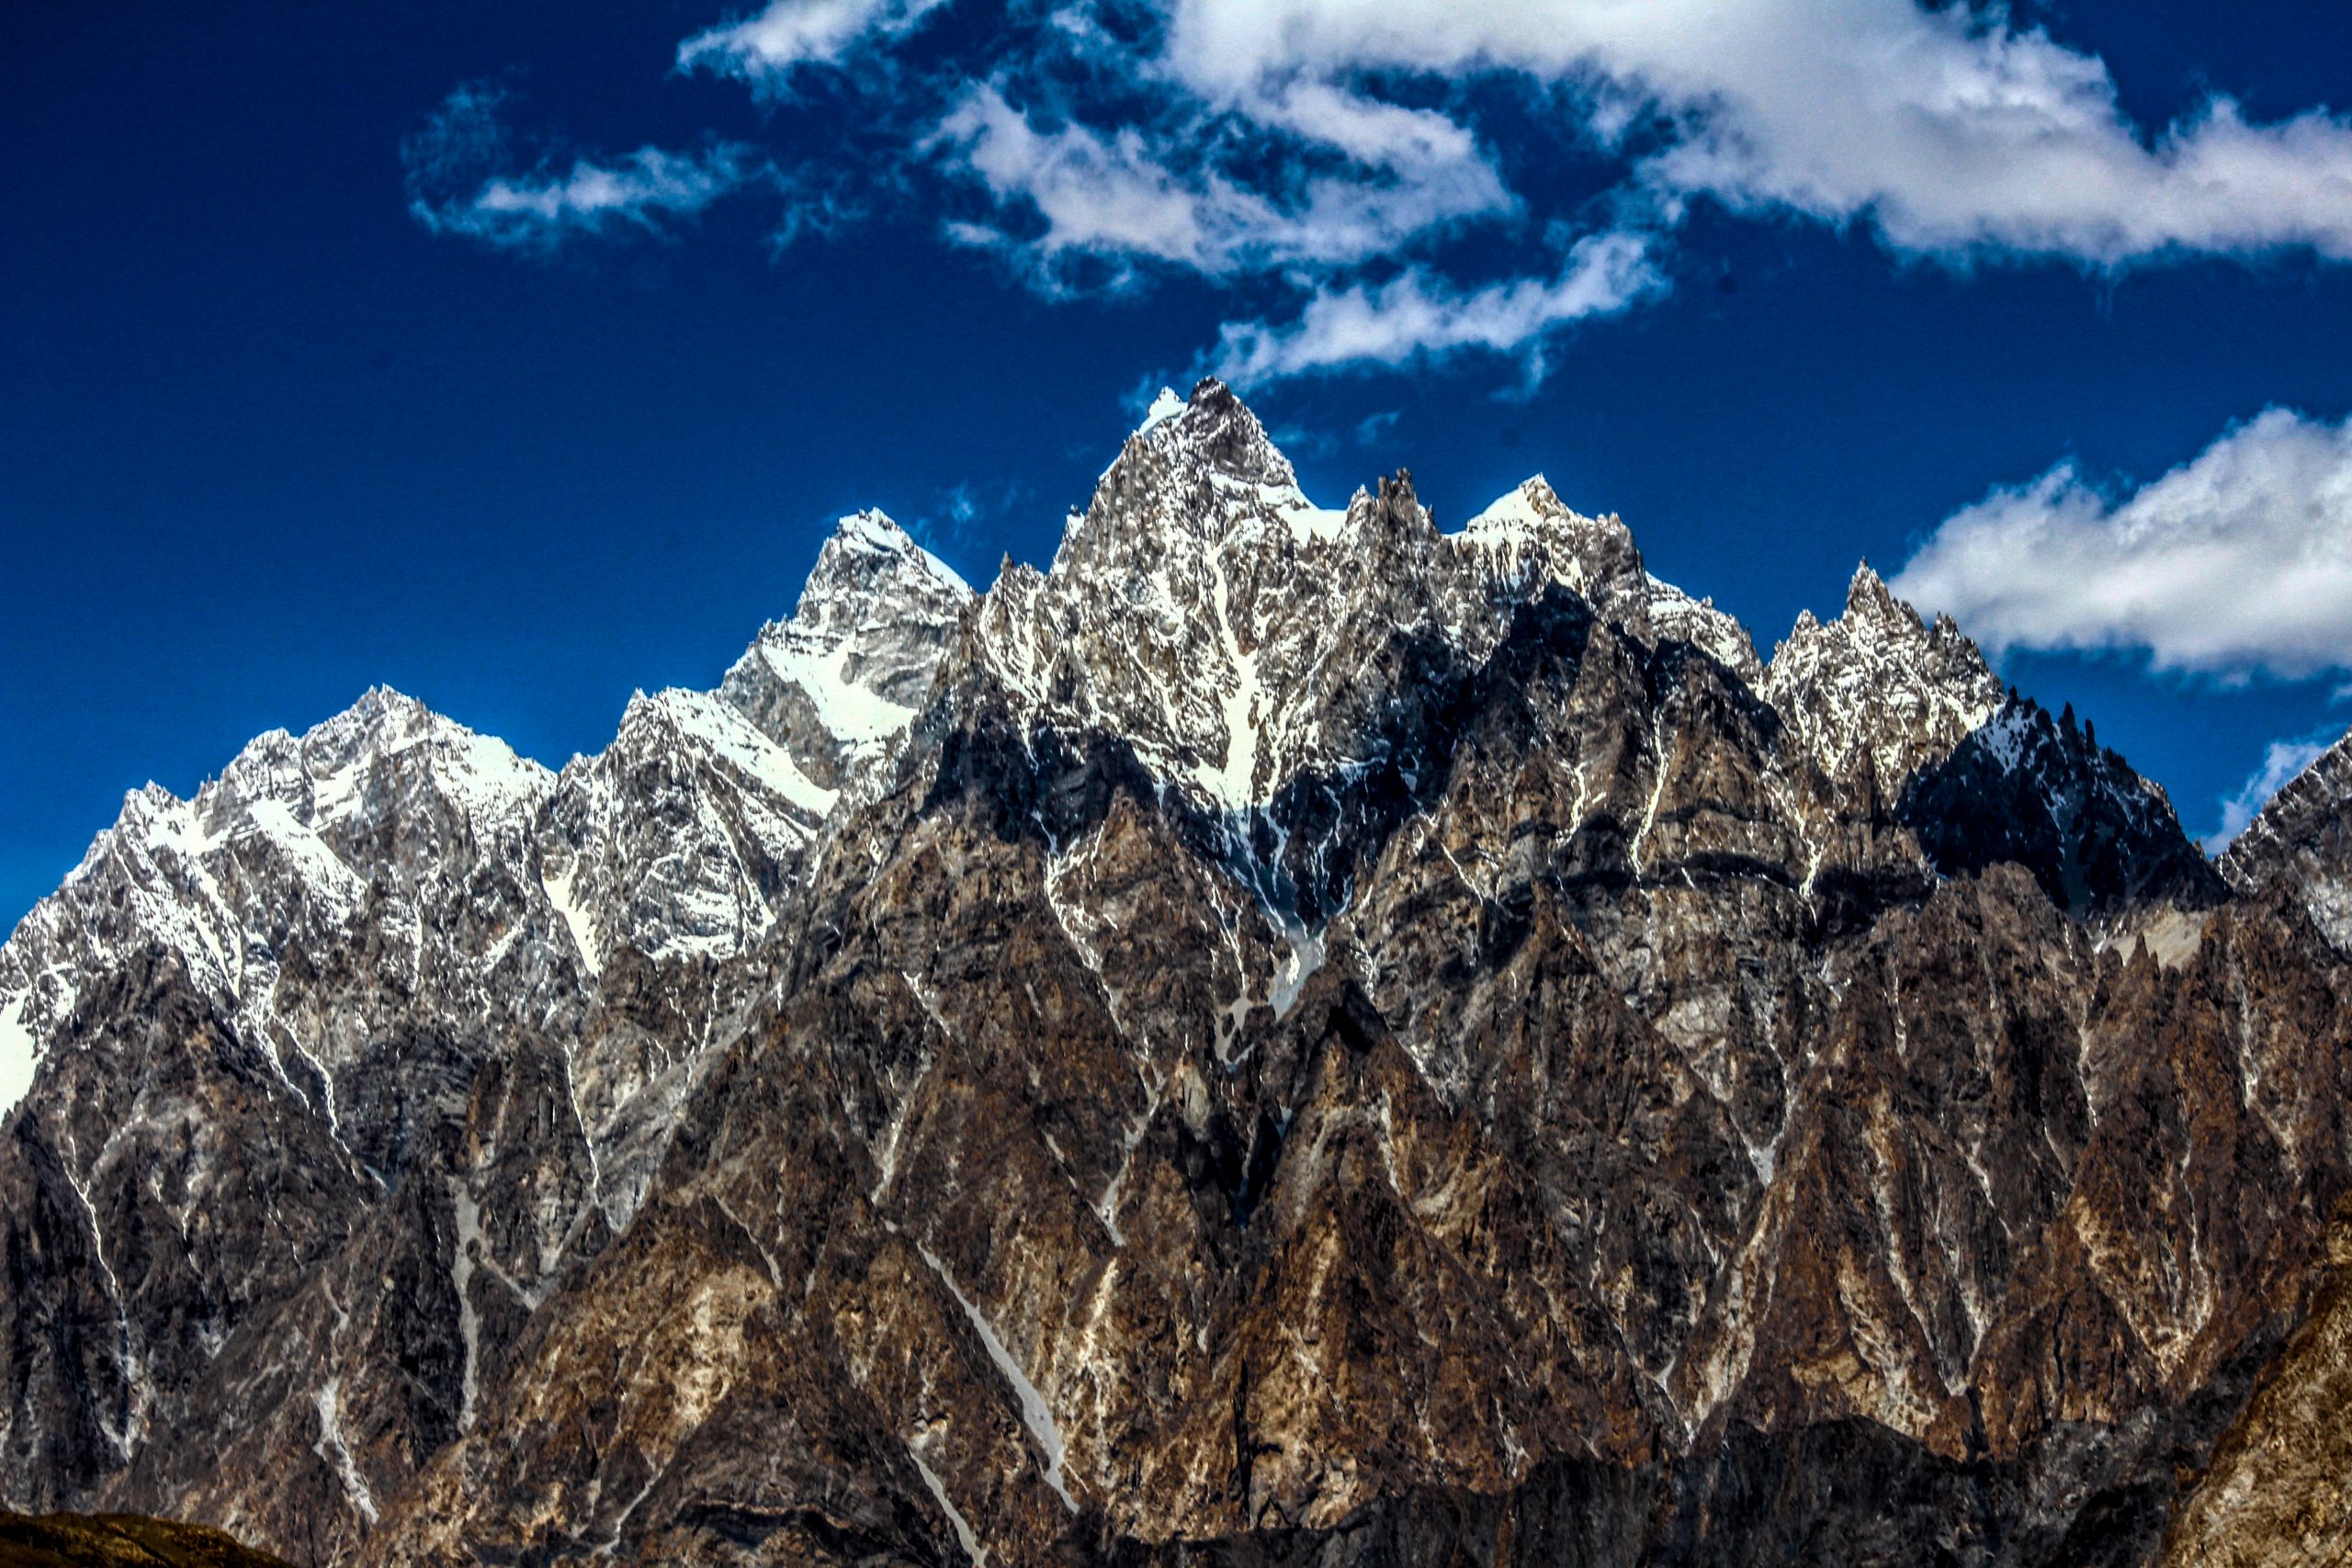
[2208,729,2340,852]
[934,87,1244,278]
[1210,231,1662,387]
[426,1,2352,378]
[421,149,759,248]
[1891,409,2352,679]
[930,81,1511,284]
[404,85,763,251]
[1158,0,2352,266]
[679,0,948,86]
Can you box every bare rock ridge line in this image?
[0,378,2343,1565]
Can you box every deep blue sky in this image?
[7,0,2352,931]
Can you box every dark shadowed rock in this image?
[5,381,2347,1566]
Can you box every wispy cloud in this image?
[1159,0,2352,267]
[1211,232,1664,388]
[403,85,763,253]
[906,478,1027,565]
[412,1,2352,379]
[2208,728,2341,852]
[929,80,1512,288]
[1892,409,2352,680]
[679,0,950,90]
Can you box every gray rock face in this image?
[0,380,2343,1566]
[0,511,968,1538]
[2222,728,2352,949]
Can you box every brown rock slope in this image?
[8,380,2352,1565]
[0,1513,289,1568]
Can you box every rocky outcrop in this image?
[0,1510,293,1568]
[2222,729,2352,950]
[0,513,967,1543]
[2,379,2346,1566]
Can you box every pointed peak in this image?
[297,684,479,753]
[1188,374,1238,408]
[823,508,967,580]
[345,683,434,727]
[797,509,973,622]
[1137,386,1186,434]
[831,507,917,551]
[113,780,187,827]
[1466,474,1575,534]
[1458,473,1645,599]
[1842,560,1921,632]
[1062,376,1304,572]
[1114,375,1294,489]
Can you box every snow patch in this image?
[1267,923,1324,1020]
[910,1444,989,1566]
[541,862,602,978]
[1197,548,1266,807]
[0,993,38,1117]
[648,689,838,816]
[312,1376,379,1526]
[1279,500,1353,543]
[449,1180,484,1433]
[242,797,365,917]
[757,640,921,756]
[1979,702,2037,775]
[1463,476,1553,540]
[1138,386,1186,433]
[915,1242,1077,1512]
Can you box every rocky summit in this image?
[4,380,2349,1565]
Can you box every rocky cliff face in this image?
[0,381,2343,1566]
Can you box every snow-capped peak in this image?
[0,684,571,1117]
[971,386,1778,817]
[1457,475,1644,604]
[1453,476,1759,678]
[1073,378,1308,550]
[720,509,974,792]
[1840,562,1917,633]
[1766,561,2004,796]
[796,510,973,626]
[1138,385,1186,434]
[215,686,552,839]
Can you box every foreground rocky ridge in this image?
[1,381,2343,1565]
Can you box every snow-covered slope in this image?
[0,689,560,1115]
[719,509,974,794]
[0,512,970,1120]
[967,381,1758,816]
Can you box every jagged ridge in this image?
[0,378,2332,1568]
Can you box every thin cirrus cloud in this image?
[679,0,951,87]
[1891,408,2352,681]
[1210,232,1664,386]
[930,81,1514,289]
[410,1,2352,380]
[403,84,765,252]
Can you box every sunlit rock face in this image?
[4,380,2345,1568]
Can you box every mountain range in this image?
[3,381,2348,1566]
